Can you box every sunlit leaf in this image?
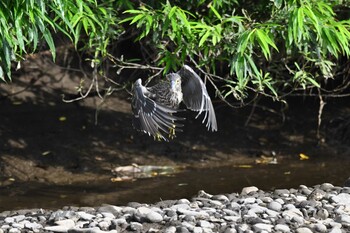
[299,153,310,160]
[59,116,67,121]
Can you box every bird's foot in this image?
[154,133,163,141]
[168,125,176,139]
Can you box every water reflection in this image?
[0,159,349,211]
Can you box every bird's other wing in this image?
[177,65,217,131]
[132,79,184,140]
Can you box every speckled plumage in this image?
[132,65,217,141]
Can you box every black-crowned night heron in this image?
[132,65,217,141]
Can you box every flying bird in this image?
[131,65,217,141]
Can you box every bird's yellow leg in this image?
[168,124,176,139]
[154,133,163,141]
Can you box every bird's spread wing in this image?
[178,65,217,131]
[132,79,184,141]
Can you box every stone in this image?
[331,193,350,206]
[241,186,258,195]
[45,225,72,232]
[199,220,214,228]
[336,214,350,225]
[146,211,163,223]
[312,223,327,232]
[77,212,95,221]
[129,222,143,231]
[24,222,43,230]
[329,226,342,233]
[274,224,290,232]
[164,226,176,233]
[193,227,203,233]
[296,227,313,233]
[101,212,115,219]
[253,223,273,232]
[98,221,110,230]
[267,201,282,211]
[55,219,76,228]
[4,217,14,224]
[8,229,21,233]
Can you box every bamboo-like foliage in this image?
[121,0,350,100]
[0,0,349,102]
[0,0,123,81]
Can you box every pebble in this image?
[296,227,313,233]
[241,186,258,195]
[267,201,282,211]
[146,211,163,223]
[1,183,350,232]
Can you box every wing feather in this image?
[178,65,217,131]
[132,79,184,140]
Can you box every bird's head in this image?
[167,73,181,93]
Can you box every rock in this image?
[56,219,76,228]
[176,226,190,233]
[296,227,313,233]
[146,211,163,223]
[24,221,43,230]
[243,197,256,204]
[331,193,350,205]
[98,221,110,230]
[193,226,203,233]
[311,223,327,232]
[164,226,176,233]
[129,222,143,231]
[253,223,273,232]
[101,212,115,219]
[177,209,209,219]
[274,189,290,197]
[199,220,214,228]
[13,215,26,222]
[213,195,229,203]
[267,201,282,211]
[329,226,342,233]
[45,225,72,232]
[170,203,190,211]
[336,214,350,225]
[241,186,258,195]
[97,205,122,215]
[77,212,95,221]
[177,199,191,204]
[8,229,21,233]
[308,189,326,201]
[4,217,14,224]
[274,224,290,232]
[315,208,329,219]
[320,183,334,190]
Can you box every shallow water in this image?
[0,158,349,211]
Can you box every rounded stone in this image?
[296,227,313,233]
[146,211,163,223]
[267,201,282,211]
[129,222,143,231]
[241,186,258,195]
[274,224,290,232]
[164,226,176,233]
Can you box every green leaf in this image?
[15,17,26,53]
[43,29,56,60]
[305,77,320,87]
[130,13,145,25]
[209,5,222,21]
[199,30,211,47]
[1,38,12,79]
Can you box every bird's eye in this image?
[176,79,180,83]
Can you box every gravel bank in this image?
[1,183,350,233]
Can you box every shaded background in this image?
[0,53,349,211]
